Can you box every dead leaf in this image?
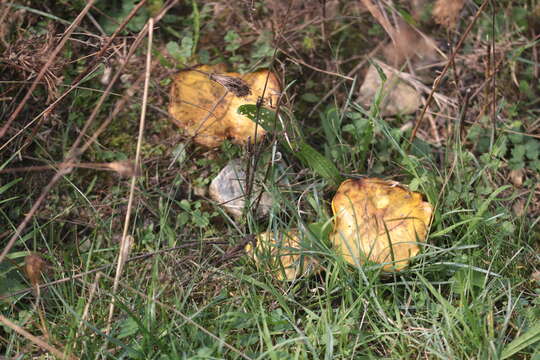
[25,253,47,288]
[330,178,433,271]
[433,0,465,29]
[246,230,320,281]
[382,20,439,69]
[168,64,281,148]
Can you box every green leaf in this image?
[301,93,319,103]
[525,139,540,160]
[295,142,342,187]
[511,144,526,162]
[225,30,241,52]
[238,104,342,186]
[166,41,182,59]
[118,317,139,339]
[166,36,193,63]
[237,104,281,132]
[0,178,21,195]
[501,323,540,359]
[307,221,333,243]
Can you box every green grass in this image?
[1,0,539,359]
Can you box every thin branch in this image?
[105,17,154,334]
[0,314,76,360]
[359,0,396,44]
[278,46,354,81]
[408,0,490,147]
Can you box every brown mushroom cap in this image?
[168,64,281,148]
[330,178,433,271]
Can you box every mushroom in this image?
[246,230,320,281]
[168,64,281,148]
[330,178,432,271]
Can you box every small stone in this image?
[358,63,422,116]
[209,159,273,218]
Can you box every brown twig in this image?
[106,17,154,334]
[72,0,148,86]
[0,161,137,177]
[408,0,490,148]
[0,313,76,360]
[278,46,354,81]
[359,0,396,43]
[0,0,96,139]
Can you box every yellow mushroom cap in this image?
[246,230,320,281]
[330,178,433,271]
[168,64,280,148]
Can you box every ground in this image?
[0,0,539,359]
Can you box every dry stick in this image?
[0,314,76,360]
[408,0,490,148]
[0,2,177,266]
[71,0,148,85]
[0,0,96,139]
[359,0,396,43]
[96,273,252,360]
[105,18,154,335]
[277,47,354,81]
[489,1,497,150]
[0,161,133,175]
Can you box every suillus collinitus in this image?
[168,64,280,148]
[330,178,432,271]
[246,230,320,281]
